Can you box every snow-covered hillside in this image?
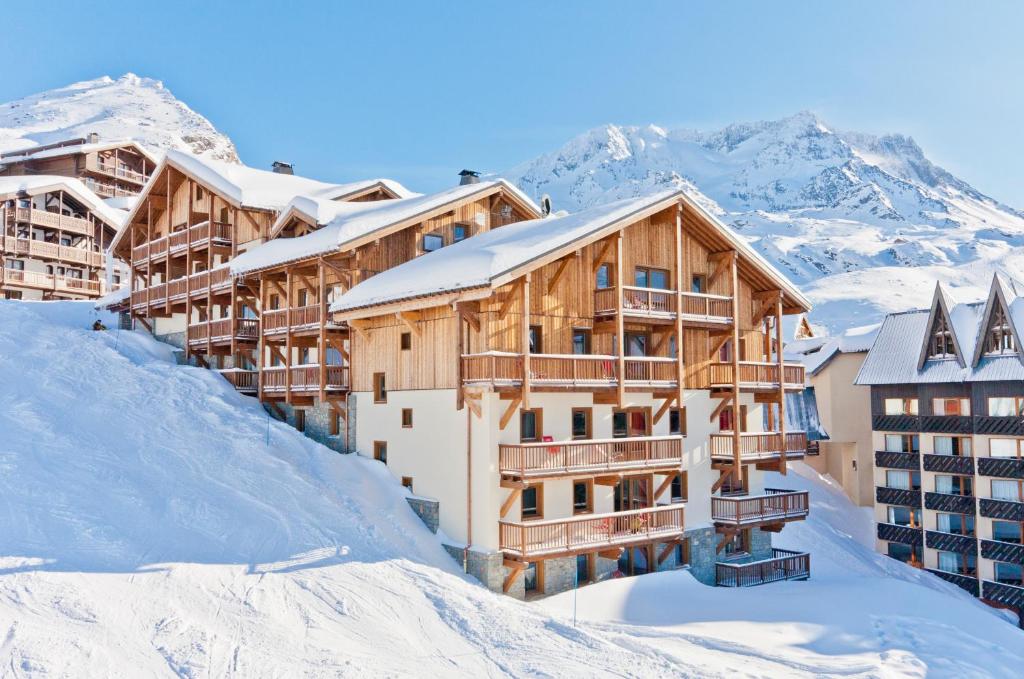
[0,74,238,161]
[507,114,1024,331]
[0,300,1021,677]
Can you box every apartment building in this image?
[328,190,814,598]
[0,134,157,200]
[1,176,124,300]
[858,275,1024,621]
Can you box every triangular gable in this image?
[971,272,1024,366]
[918,282,965,369]
[794,315,814,340]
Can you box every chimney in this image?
[272,161,294,175]
[458,169,480,185]
[87,132,100,144]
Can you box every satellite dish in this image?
[541,194,552,216]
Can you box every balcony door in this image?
[614,474,652,512]
[618,545,652,577]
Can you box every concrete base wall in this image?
[274,401,349,453]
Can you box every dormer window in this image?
[928,313,956,358]
[985,304,1015,354]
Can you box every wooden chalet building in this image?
[0,134,158,199]
[108,150,412,395]
[1,176,124,300]
[227,178,542,448]
[329,190,814,598]
[857,274,1024,622]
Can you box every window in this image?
[298,347,310,365]
[521,485,542,519]
[886,541,921,566]
[571,328,591,355]
[613,411,628,438]
[453,224,468,242]
[885,469,921,491]
[936,513,974,536]
[612,408,649,438]
[934,475,972,496]
[884,434,919,453]
[937,551,976,576]
[992,520,1022,544]
[718,339,731,363]
[988,397,1024,416]
[884,398,919,416]
[6,259,24,271]
[722,528,750,557]
[422,233,443,253]
[985,303,1016,354]
[46,265,53,275]
[887,506,920,527]
[928,311,956,358]
[669,407,686,436]
[520,410,542,442]
[401,476,413,492]
[60,237,71,246]
[990,439,1023,458]
[634,266,669,290]
[573,480,592,514]
[373,373,387,403]
[401,408,413,428]
[269,294,281,310]
[400,332,411,350]
[992,479,1023,502]
[595,263,612,289]
[575,553,592,584]
[528,325,543,354]
[571,408,591,440]
[995,562,1023,586]
[933,398,970,416]
[523,561,542,593]
[691,275,706,293]
[624,332,647,357]
[670,472,687,502]
[196,186,205,201]
[294,409,305,432]
[720,405,747,433]
[297,289,308,307]
[329,410,340,436]
[719,466,748,496]
[373,441,387,464]
[933,436,971,457]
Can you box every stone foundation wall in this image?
[406,496,439,534]
[442,544,506,593]
[273,401,349,453]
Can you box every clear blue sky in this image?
[5,1,1023,204]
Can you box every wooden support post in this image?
[499,396,522,430]
[711,466,734,494]
[654,472,676,500]
[498,278,522,321]
[653,395,675,425]
[521,273,531,410]
[546,254,574,294]
[285,269,293,404]
[502,560,526,593]
[729,252,742,484]
[776,293,787,476]
[674,204,685,407]
[615,232,625,408]
[319,259,327,402]
[499,488,522,518]
[257,277,266,402]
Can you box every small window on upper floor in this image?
[985,304,1016,354]
[400,332,411,350]
[596,263,612,289]
[453,224,469,243]
[988,396,1024,417]
[196,186,205,201]
[422,233,443,253]
[928,311,956,358]
[691,275,706,294]
[884,398,918,416]
[373,373,387,403]
[933,398,970,416]
[670,407,686,436]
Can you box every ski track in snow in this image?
[0,300,1021,677]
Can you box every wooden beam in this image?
[708,251,734,288]
[500,478,528,490]
[546,254,574,294]
[592,238,614,274]
[709,330,731,358]
[594,474,622,487]
[615,232,625,408]
[710,394,733,422]
[465,393,482,419]
[521,273,531,410]
[502,561,526,593]
[348,319,370,342]
[657,540,680,566]
[597,548,623,560]
[729,252,742,484]
[776,293,788,477]
[458,302,481,333]
[499,396,522,430]
[716,527,737,553]
[653,395,675,425]
[500,488,522,518]
[654,472,677,500]
[497,278,523,321]
[711,465,734,493]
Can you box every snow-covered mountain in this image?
[0,73,238,161]
[507,113,1024,332]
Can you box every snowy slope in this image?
[0,74,238,161]
[507,114,1024,331]
[1,300,1021,677]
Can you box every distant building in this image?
[857,274,1024,621]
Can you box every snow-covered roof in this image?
[786,322,880,376]
[784,388,829,441]
[103,195,139,212]
[0,175,126,230]
[94,285,130,309]
[855,274,1024,385]
[231,180,539,276]
[331,188,810,316]
[0,139,158,166]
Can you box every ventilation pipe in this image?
[458,169,480,185]
[272,161,294,175]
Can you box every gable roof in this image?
[0,139,159,166]
[785,322,880,376]
[0,175,126,231]
[917,282,966,369]
[331,189,811,318]
[230,180,540,276]
[970,272,1024,366]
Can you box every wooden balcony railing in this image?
[0,236,103,267]
[461,352,678,389]
[261,365,349,393]
[94,161,149,184]
[262,305,324,334]
[619,286,676,316]
[709,361,805,390]
[218,369,258,394]
[12,208,92,236]
[716,548,810,587]
[83,177,137,199]
[499,504,685,559]
[710,432,808,461]
[1,268,102,295]
[593,287,732,325]
[187,318,259,346]
[678,292,733,322]
[132,221,233,264]
[711,488,809,526]
[499,435,682,478]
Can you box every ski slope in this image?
[0,300,1020,677]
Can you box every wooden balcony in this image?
[1,267,103,296]
[499,504,685,559]
[709,431,807,462]
[164,268,233,304]
[461,352,678,391]
[593,287,733,327]
[11,207,93,237]
[187,318,259,347]
[0,236,104,267]
[711,488,809,526]
[83,177,137,199]
[498,435,682,479]
[262,305,339,335]
[93,160,149,185]
[716,548,810,587]
[261,364,349,395]
[709,361,805,392]
[217,369,258,394]
[131,221,232,265]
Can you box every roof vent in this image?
[272,161,294,175]
[541,194,552,216]
[458,169,480,185]
[86,132,100,144]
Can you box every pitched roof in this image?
[0,175,126,230]
[0,140,158,166]
[230,180,538,276]
[785,322,880,376]
[331,189,811,316]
